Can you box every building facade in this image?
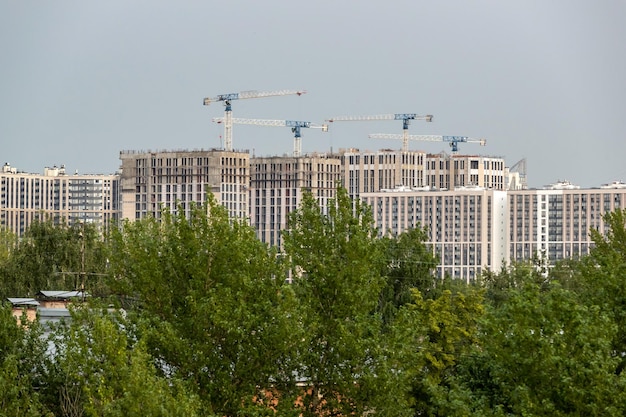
[337,148,427,201]
[119,149,249,221]
[248,148,520,249]
[0,163,120,237]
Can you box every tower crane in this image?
[326,113,433,152]
[368,133,486,153]
[203,89,306,151]
[212,117,328,157]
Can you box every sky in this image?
[1,1,625,188]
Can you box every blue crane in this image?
[203,89,306,151]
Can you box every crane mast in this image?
[212,117,328,157]
[326,113,433,152]
[203,89,306,151]
[368,133,486,153]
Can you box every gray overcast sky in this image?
[1,1,625,188]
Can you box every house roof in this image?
[7,298,40,306]
[37,291,88,299]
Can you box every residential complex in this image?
[336,148,520,200]
[247,148,513,247]
[424,152,517,191]
[0,163,119,237]
[337,148,427,200]
[5,146,624,282]
[509,180,626,263]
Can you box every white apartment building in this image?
[361,181,626,281]
[362,186,509,281]
[0,163,120,237]
[250,153,342,247]
[509,180,626,263]
[119,149,249,221]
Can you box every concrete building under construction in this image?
[118,148,250,221]
[250,153,342,247]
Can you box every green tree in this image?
[107,197,297,416]
[387,287,484,416]
[46,306,201,417]
[576,208,626,371]
[0,227,16,265]
[0,305,51,416]
[0,219,107,299]
[377,227,438,325]
[480,260,549,308]
[459,279,626,415]
[282,188,405,416]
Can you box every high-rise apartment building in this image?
[361,181,626,281]
[362,187,509,281]
[119,149,249,220]
[509,180,626,263]
[0,163,120,237]
[250,153,342,247]
[339,148,517,199]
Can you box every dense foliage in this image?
[1,192,626,415]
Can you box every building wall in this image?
[119,149,249,221]
[248,148,519,257]
[0,163,119,237]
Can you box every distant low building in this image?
[8,298,39,323]
[37,290,87,308]
[7,290,85,326]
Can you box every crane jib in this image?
[215,93,240,101]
